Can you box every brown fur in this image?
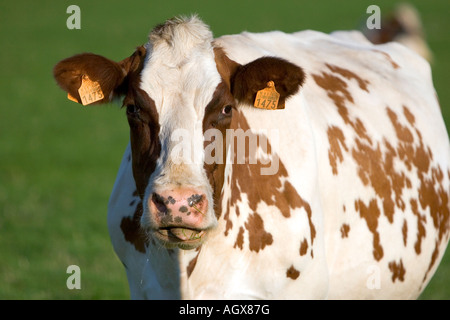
[53,46,146,104]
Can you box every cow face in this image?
[53,16,304,250]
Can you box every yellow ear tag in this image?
[77,75,104,106]
[254,81,282,110]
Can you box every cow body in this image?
[54,16,450,299]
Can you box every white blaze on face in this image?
[139,16,222,218]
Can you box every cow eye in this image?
[221,105,232,116]
[126,104,140,116]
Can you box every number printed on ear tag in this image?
[254,81,281,110]
[78,75,104,106]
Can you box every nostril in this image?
[151,193,168,214]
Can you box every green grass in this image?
[1,0,449,299]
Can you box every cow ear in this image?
[53,46,146,105]
[231,56,305,108]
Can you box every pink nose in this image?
[149,188,208,230]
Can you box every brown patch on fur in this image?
[340,224,350,238]
[325,64,369,92]
[313,64,372,146]
[372,50,400,69]
[388,259,406,282]
[420,165,450,283]
[352,140,397,223]
[299,238,308,256]
[120,202,148,253]
[312,71,353,124]
[186,247,201,278]
[402,219,408,246]
[286,265,300,280]
[387,107,414,143]
[245,213,273,252]
[410,199,426,254]
[124,85,161,196]
[234,227,245,250]
[223,111,316,253]
[327,126,348,175]
[355,199,383,261]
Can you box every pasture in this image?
[0,0,449,299]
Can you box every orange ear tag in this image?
[254,81,282,110]
[77,75,104,106]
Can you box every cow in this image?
[53,15,450,299]
[362,3,433,62]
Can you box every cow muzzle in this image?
[147,187,214,249]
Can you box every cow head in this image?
[53,16,305,250]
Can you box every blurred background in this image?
[1,0,449,299]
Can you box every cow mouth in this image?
[153,227,206,249]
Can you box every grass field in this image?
[1,0,449,299]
